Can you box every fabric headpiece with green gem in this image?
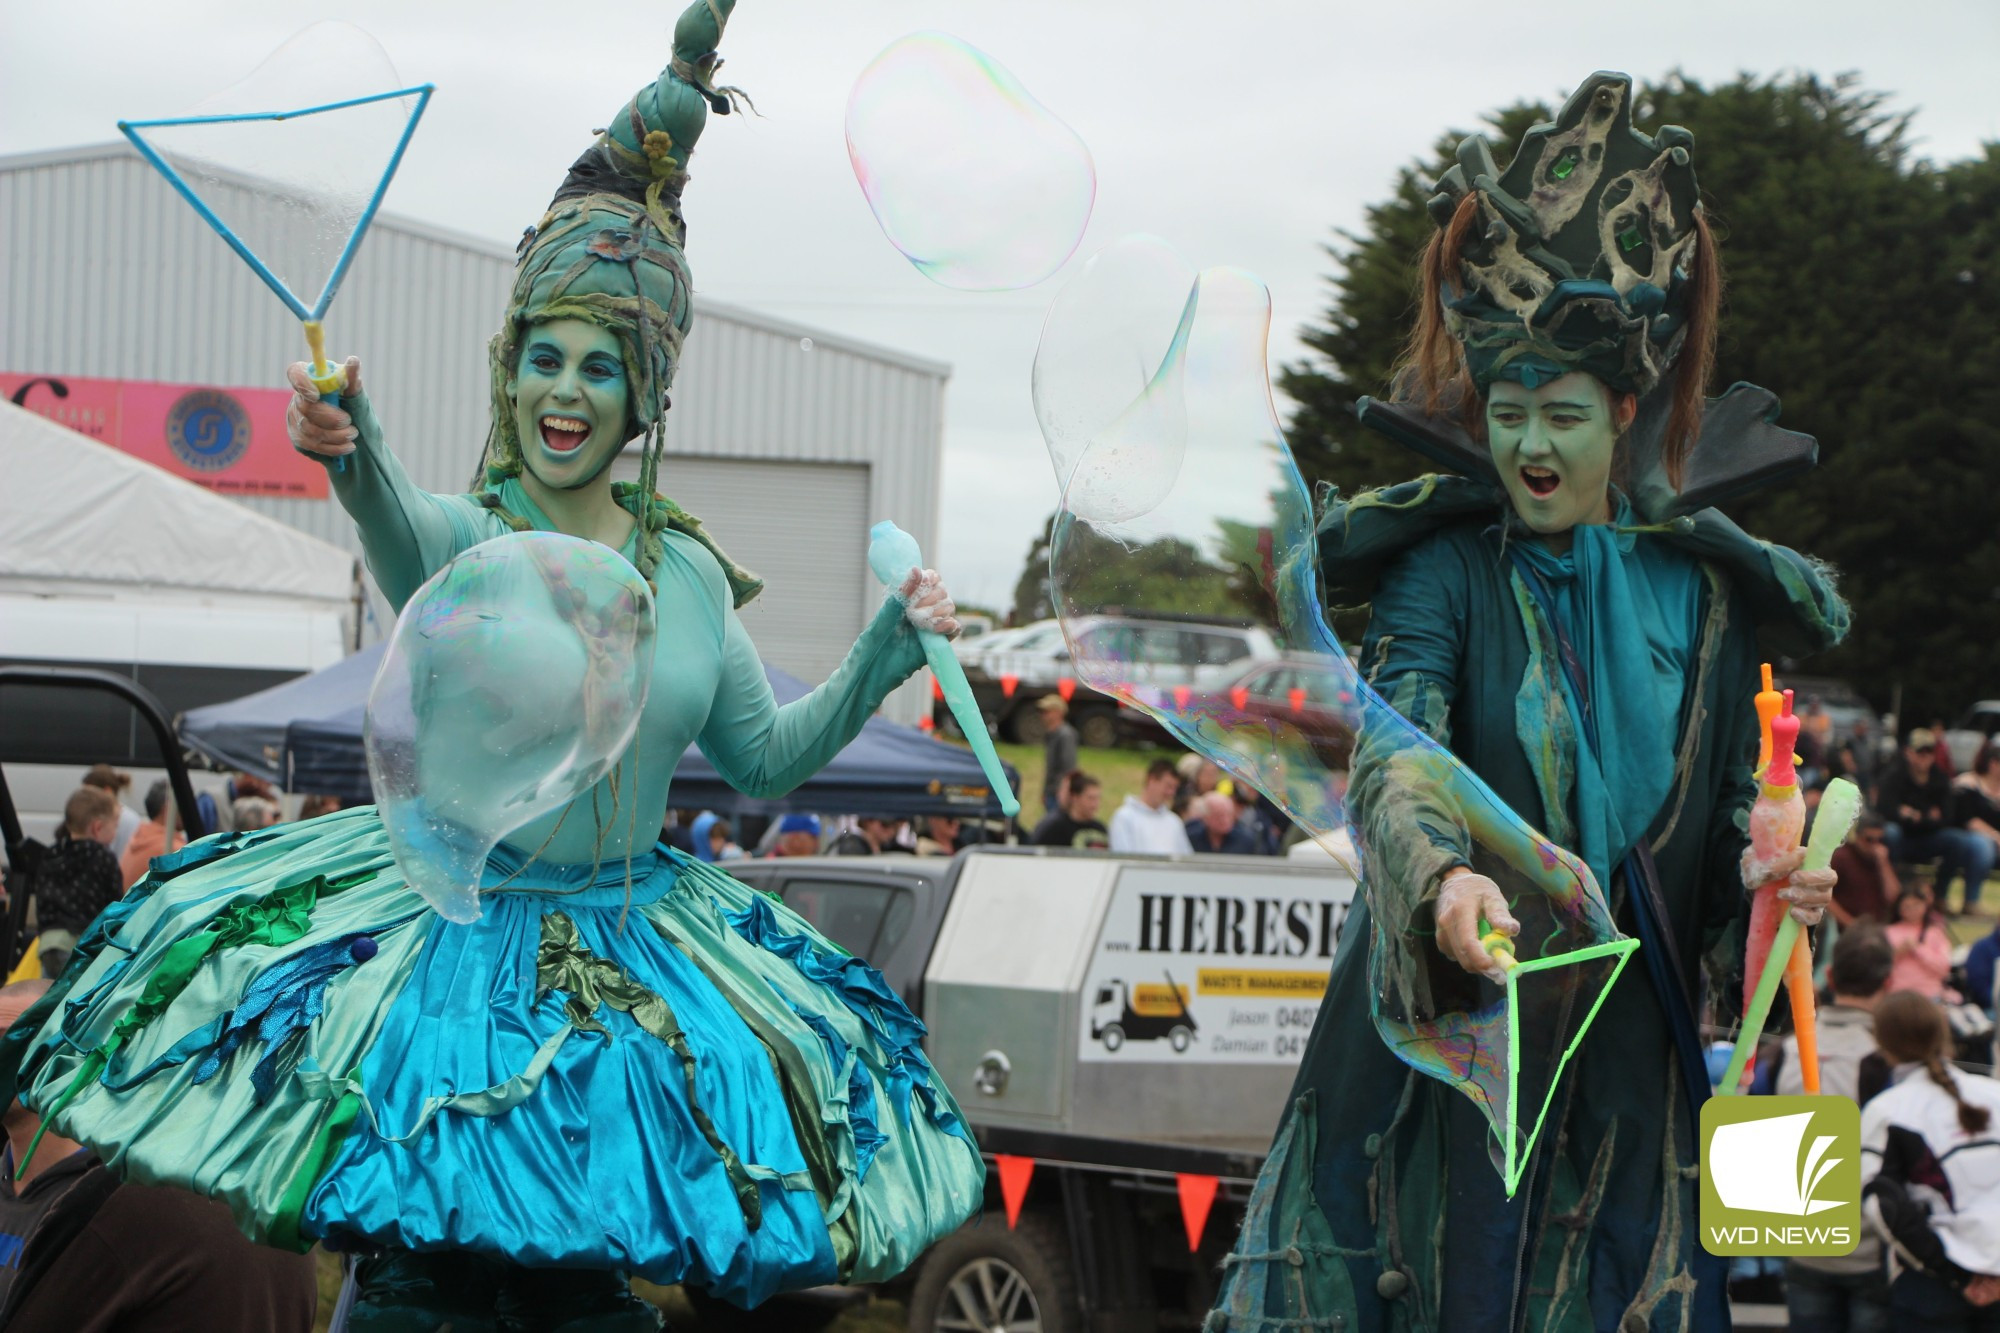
[1428,71,1700,395]
[477,0,762,604]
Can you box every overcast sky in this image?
[5,1,1996,610]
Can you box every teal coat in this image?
[1211,475,1847,1333]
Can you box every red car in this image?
[1117,656,1358,769]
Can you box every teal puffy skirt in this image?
[0,808,983,1307]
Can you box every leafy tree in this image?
[1010,512,1263,625]
[1279,73,2000,721]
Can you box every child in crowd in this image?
[1887,888,1958,1001]
[33,787,124,977]
[1862,992,2000,1326]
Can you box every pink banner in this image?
[2,372,327,500]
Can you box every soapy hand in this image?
[1742,845,1836,927]
[286,357,364,460]
[1434,867,1520,983]
[897,568,961,638]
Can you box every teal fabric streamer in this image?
[795,1009,887,1182]
[1506,497,1704,888]
[193,934,376,1102]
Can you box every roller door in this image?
[618,453,871,685]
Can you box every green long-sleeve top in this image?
[325,392,925,868]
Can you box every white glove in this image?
[1741,844,1836,927]
[897,567,961,638]
[285,357,363,460]
[1433,867,1519,983]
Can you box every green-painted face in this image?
[1485,372,1622,536]
[509,319,633,492]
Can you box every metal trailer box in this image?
[924,851,1356,1154]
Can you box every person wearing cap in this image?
[830,815,903,856]
[768,813,822,857]
[1037,694,1080,812]
[1883,727,1994,913]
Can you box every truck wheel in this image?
[1099,1024,1124,1052]
[1168,1025,1193,1053]
[909,1213,1079,1333]
[1074,708,1117,750]
[1008,704,1049,745]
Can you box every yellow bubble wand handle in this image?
[303,320,348,475]
[1478,917,1519,972]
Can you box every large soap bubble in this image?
[366,532,655,923]
[846,32,1094,290]
[1032,236,1636,1193]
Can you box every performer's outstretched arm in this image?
[697,578,928,800]
[287,357,489,610]
[1345,535,1498,1001]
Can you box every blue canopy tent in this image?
[181,644,1017,818]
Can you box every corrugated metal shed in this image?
[0,143,947,721]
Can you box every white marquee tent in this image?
[0,398,355,612]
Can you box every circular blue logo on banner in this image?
[166,390,251,473]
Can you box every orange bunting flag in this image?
[996,1154,1036,1229]
[918,714,934,732]
[1056,677,1076,702]
[1176,1172,1220,1252]
[1173,685,1192,709]
[1230,686,1250,710]
[1288,687,1306,713]
[999,674,1019,699]
[931,674,944,701]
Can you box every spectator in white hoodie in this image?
[1109,759,1193,855]
[1861,991,2000,1328]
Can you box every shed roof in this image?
[0,143,951,380]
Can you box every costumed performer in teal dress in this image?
[0,3,984,1328]
[1208,73,1847,1332]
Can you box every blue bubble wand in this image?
[119,83,434,471]
[869,521,1021,818]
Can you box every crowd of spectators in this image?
[4,765,350,988]
[1733,925,2000,1330]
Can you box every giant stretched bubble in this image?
[1032,236,1635,1193]
[366,532,655,923]
[846,32,1094,290]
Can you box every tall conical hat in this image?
[477,0,759,602]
